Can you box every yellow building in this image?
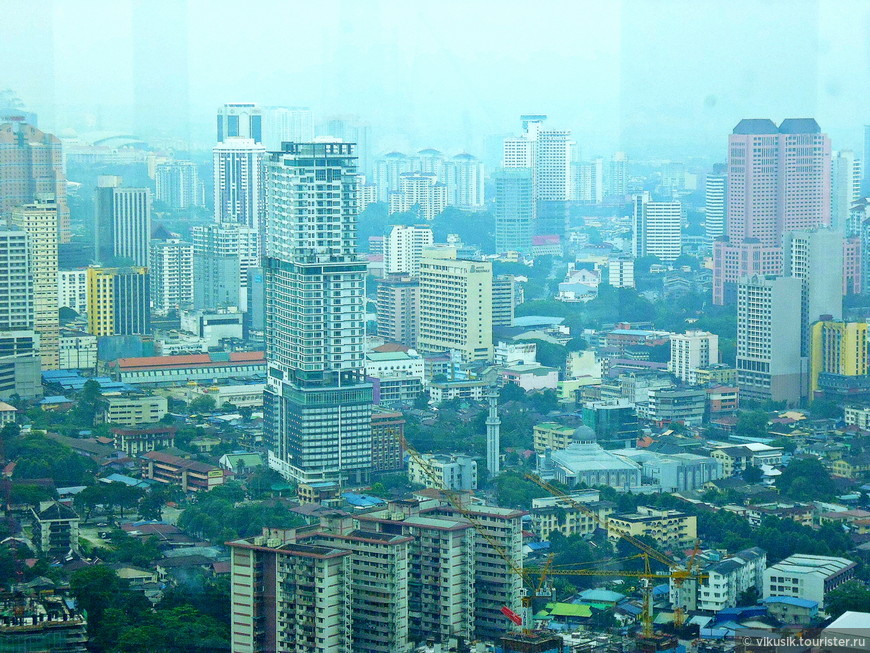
[529,493,614,539]
[810,321,869,396]
[831,456,870,480]
[533,422,575,453]
[417,247,493,362]
[607,507,697,547]
[87,266,150,337]
[10,196,59,369]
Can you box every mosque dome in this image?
[572,426,596,443]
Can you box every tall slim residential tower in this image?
[217,103,262,143]
[264,143,372,485]
[384,225,433,276]
[11,196,60,369]
[150,238,194,314]
[704,165,727,244]
[86,266,150,337]
[0,122,70,242]
[94,176,152,267]
[713,119,831,304]
[155,161,202,209]
[631,192,682,261]
[736,275,803,406]
[831,150,861,233]
[493,168,534,255]
[782,229,844,359]
[213,138,266,230]
[605,152,628,200]
[572,158,604,203]
[0,225,40,399]
[388,173,447,220]
[445,153,485,208]
[191,221,259,311]
[535,129,573,201]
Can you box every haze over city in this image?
[3,0,870,157]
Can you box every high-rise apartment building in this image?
[831,150,861,233]
[263,143,372,485]
[445,153,484,208]
[632,192,682,262]
[228,536,353,653]
[383,224,433,276]
[669,331,719,383]
[192,221,259,311]
[535,129,573,201]
[0,122,70,243]
[705,166,727,244]
[418,247,493,363]
[782,229,843,358]
[213,138,266,230]
[810,321,869,398]
[736,275,803,405]
[389,173,447,221]
[0,224,40,399]
[493,168,534,255]
[376,276,420,348]
[713,119,831,305]
[11,196,59,369]
[319,115,372,178]
[93,176,152,267]
[572,158,604,203]
[262,106,314,151]
[605,152,628,200]
[492,274,518,327]
[86,266,150,337]
[154,161,202,210]
[374,152,414,202]
[150,238,194,313]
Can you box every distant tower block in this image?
[486,388,501,476]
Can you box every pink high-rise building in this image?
[843,237,862,295]
[713,119,831,304]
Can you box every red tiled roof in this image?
[142,450,220,474]
[111,352,265,370]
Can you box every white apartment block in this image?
[845,405,870,430]
[408,453,478,491]
[384,225,434,276]
[632,192,682,262]
[572,158,604,203]
[669,330,719,383]
[608,256,635,288]
[535,130,573,201]
[213,138,266,230]
[445,153,484,208]
[58,334,97,371]
[763,554,857,607]
[389,173,447,221]
[681,547,767,612]
[58,269,88,315]
[150,239,194,313]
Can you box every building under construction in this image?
[496,631,566,653]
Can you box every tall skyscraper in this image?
[191,221,259,311]
[704,165,727,244]
[150,238,194,314]
[11,196,59,369]
[0,122,70,243]
[383,224,433,276]
[155,161,202,210]
[535,129,573,201]
[94,176,152,267]
[0,224,40,399]
[86,266,150,337]
[262,106,314,151]
[417,247,493,363]
[572,158,604,203]
[213,138,266,230]
[217,103,263,143]
[493,168,534,255]
[736,275,803,406]
[669,331,719,383]
[445,153,485,208]
[831,150,861,233]
[263,143,372,484]
[810,320,869,398]
[374,152,414,201]
[782,229,844,358]
[631,192,682,262]
[605,152,628,200]
[713,119,831,305]
[319,115,372,178]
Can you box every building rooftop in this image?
[111,351,265,371]
[762,596,818,608]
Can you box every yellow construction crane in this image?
[524,474,707,629]
[526,553,708,637]
[399,434,705,638]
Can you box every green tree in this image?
[188,395,217,414]
[809,398,842,420]
[742,465,763,483]
[824,581,870,619]
[735,410,770,440]
[776,457,837,501]
[69,379,103,427]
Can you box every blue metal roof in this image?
[762,596,818,608]
[342,492,385,507]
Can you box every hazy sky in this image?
[2,0,869,161]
